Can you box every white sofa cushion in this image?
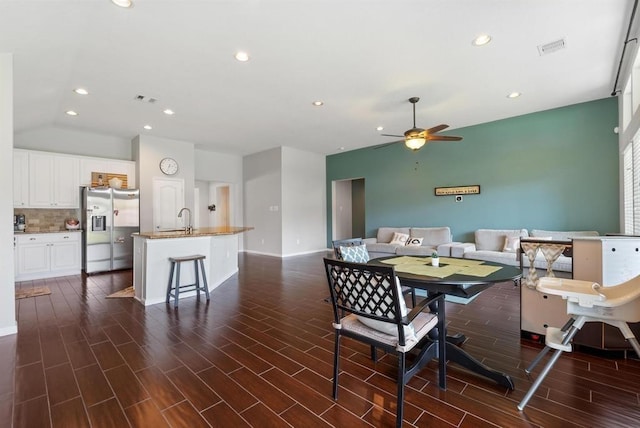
[396,245,438,256]
[475,229,529,251]
[410,227,452,246]
[463,250,520,267]
[366,243,401,254]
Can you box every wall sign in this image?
[435,185,480,196]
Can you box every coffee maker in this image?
[14,214,25,232]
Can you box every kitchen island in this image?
[132,226,253,306]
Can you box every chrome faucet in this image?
[177,208,192,234]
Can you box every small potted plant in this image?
[431,251,440,267]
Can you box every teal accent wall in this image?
[326,98,619,244]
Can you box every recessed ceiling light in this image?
[312,101,324,106]
[339,147,345,151]
[74,88,88,95]
[507,92,522,99]
[376,126,384,131]
[65,110,78,116]
[143,125,152,130]
[235,51,249,62]
[111,0,133,8]
[163,109,175,115]
[472,34,492,46]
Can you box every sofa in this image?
[363,227,453,259]
[453,228,600,273]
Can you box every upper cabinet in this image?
[79,158,136,188]
[29,152,80,208]
[15,149,137,208]
[13,149,29,207]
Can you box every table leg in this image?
[445,342,514,389]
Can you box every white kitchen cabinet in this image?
[13,149,29,207]
[79,157,136,188]
[29,152,80,208]
[15,232,81,281]
[79,158,108,186]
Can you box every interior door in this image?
[152,177,185,231]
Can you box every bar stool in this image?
[166,255,210,308]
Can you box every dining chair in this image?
[332,238,417,306]
[518,275,640,411]
[323,257,446,428]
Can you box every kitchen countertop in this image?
[134,226,253,239]
[14,229,83,234]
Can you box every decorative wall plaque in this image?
[434,185,480,196]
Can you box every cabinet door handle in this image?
[29,238,36,241]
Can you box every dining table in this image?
[369,255,522,390]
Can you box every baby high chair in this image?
[518,275,640,411]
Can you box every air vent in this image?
[537,38,566,56]
[134,94,158,104]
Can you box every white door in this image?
[152,177,185,231]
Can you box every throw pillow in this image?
[340,244,370,263]
[502,236,520,253]
[356,277,415,339]
[389,232,410,245]
[405,237,424,247]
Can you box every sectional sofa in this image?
[362,226,599,274]
[362,226,453,259]
[452,228,600,273]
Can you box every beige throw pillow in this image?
[503,236,520,253]
[389,232,410,245]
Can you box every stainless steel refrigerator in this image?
[81,187,140,273]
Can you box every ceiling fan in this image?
[377,97,463,151]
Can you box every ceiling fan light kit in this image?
[404,128,426,150]
[377,96,463,151]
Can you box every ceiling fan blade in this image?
[427,135,463,141]
[373,140,404,149]
[380,133,404,138]
[425,124,449,134]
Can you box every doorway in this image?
[332,178,365,240]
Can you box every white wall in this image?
[132,135,195,232]
[281,147,326,256]
[15,125,131,159]
[243,148,282,256]
[0,54,17,335]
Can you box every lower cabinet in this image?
[15,232,81,281]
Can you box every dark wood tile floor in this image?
[5,252,640,427]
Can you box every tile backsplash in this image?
[15,208,81,232]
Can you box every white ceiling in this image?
[0,0,635,156]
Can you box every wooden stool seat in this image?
[166,254,210,308]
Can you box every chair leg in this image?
[396,352,406,428]
[166,261,176,304]
[411,288,416,307]
[194,260,200,301]
[333,332,340,399]
[199,259,210,301]
[518,324,581,411]
[370,345,377,362]
[525,318,576,375]
[174,262,181,308]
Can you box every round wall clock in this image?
[159,157,178,175]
